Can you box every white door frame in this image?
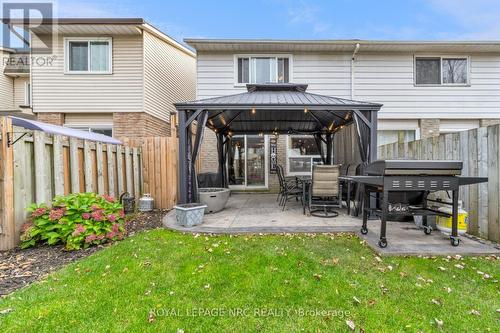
[229,135,269,190]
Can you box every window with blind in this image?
[415,56,468,85]
[65,38,112,73]
[236,56,290,84]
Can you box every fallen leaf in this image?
[444,287,452,293]
[434,318,444,328]
[454,264,464,269]
[122,267,129,273]
[313,273,322,281]
[469,309,480,316]
[105,265,111,270]
[387,265,393,271]
[148,312,155,323]
[431,299,442,306]
[368,299,376,306]
[438,266,446,271]
[374,256,383,263]
[346,319,356,331]
[204,284,211,289]
[353,296,361,305]
[0,308,13,315]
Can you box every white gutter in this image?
[350,43,360,99]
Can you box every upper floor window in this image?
[236,56,290,84]
[65,38,112,74]
[415,56,468,85]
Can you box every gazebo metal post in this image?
[178,109,207,204]
[178,110,189,204]
[326,133,333,165]
[369,110,378,162]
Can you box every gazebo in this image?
[174,83,382,204]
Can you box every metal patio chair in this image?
[308,164,342,218]
[276,164,303,211]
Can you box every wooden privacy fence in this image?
[378,125,500,242]
[125,137,179,210]
[0,117,142,250]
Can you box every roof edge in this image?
[185,38,500,45]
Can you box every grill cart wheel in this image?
[360,227,368,235]
[450,237,460,247]
[378,239,388,248]
[423,226,432,235]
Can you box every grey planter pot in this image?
[174,203,207,227]
[198,188,230,213]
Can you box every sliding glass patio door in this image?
[228,135,268,189]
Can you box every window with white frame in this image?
[66,125,113,137]
[24,82,31,106]
[286,135,323,175]
[415,56,468,85]
[236,56,290,84]
[65,38,112,73]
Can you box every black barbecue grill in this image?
[349,160,487,248]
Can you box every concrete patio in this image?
[163,193,500,256]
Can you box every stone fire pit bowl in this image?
[198,188,231,214]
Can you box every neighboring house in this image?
[0,47,32,117]
[187,39,500,191]
[4,18,196,138]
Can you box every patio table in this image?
[295,175,312,215]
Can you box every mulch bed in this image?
[0,209,168,296]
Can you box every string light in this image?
[304,108,308,113]
[251,108,256,114]
[328,122,335,131]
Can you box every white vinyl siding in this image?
[198,51,500,120]
[0,51,14,110]
[143,31,196,122]
[31,34,143,114]
[197,52,351,99]
[353,53,500,119]
[13,77,29,108]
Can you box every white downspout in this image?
[350,43,360,99]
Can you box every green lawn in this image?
[0,230,498,332]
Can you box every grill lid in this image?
[366,160,463,176]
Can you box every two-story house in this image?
[2,18,196,138]
[188,39,500,191]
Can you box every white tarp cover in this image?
[9,116,122,144]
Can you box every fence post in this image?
[33,131,48,204]
[107,144,116,197]
[478,127,489,239]
[69,137,80,193]
[96,142,105,195]
[0,118,15,250]
[53,135,65,196]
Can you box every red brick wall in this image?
[113,113,171,139]
[36,112,65,125]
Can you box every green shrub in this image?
[20,193,126,250]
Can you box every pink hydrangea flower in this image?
[72,224,86,237]
[82,212,91,220]
[31,207,46,217]
[119,210,125,218]
[96,234,105,240]
[85,234,97,243]
[111,223,120,233]
[103,194,115,203]
[21,221,33,233]
[106,231,116,239]
[48,208,64,221]
[108,214,116,222]
[91,204,101,211]
[91,210,104,221]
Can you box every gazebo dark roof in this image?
[175,83,382,135]
[175,83,381,110]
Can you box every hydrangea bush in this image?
[21,193,126,250]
